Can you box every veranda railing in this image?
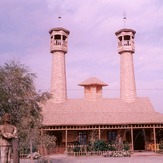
[66,144,114,156]
[66,143,161,156]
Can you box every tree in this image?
[0,60,51,149]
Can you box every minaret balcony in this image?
[118,41,134,47]
[50,45,68,53]
[51,40,67,47]
[118,46,135,53]
[50,40,68,53]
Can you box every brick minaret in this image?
[49,27,70,103]
[115,28,136,103]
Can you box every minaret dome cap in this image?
[115,28,136,36]
[49,27,70,35]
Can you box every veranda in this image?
[40,123,163,154]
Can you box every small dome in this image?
[49,27,70,35]
[79,77,108,86]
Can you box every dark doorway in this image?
[47,131,62,146]
[133,129,145,150]
[55,131,62,146]
[156,128,163,143]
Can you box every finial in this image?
[123,11,127,27]
[58,16,62,22]
[57,16,62,26]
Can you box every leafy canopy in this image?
[0,60,51,148]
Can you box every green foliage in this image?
[108,144,116,151]
[40,133,57,148]
[123,142,130,151]
[93,140,108,151]
[73,146,80,152]
[87,142,94,152]
[73,141,80,146]
[0,60,51,149]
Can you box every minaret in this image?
[49,27,70,103]
[115,28,137,103]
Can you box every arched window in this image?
[79,131,87,145]
[63,35,67,41]
[124,35,130,40]
[55,35,61,40]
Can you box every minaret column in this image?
[115,28,136,103]
[120,52,136,102]
[49,27,70,103]
[51,51,66,102]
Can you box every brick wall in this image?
[120,52,136,102]
[51,51,67,103]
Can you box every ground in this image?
[19,152,163,163]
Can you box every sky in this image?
[1,0,163,113]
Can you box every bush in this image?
[73,146,80,152]
[93,140,108,151]
[73,141,80,145]
[108,144,116,151]
[123,142,130,151]
[87,142,94,152]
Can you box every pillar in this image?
[115,28,137,103]
[131,127,134,152]
[49,27,70,103]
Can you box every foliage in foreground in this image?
[69,139,130,153]
[93,140,108,151]
[0,60,51,149]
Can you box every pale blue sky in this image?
[1,0,163,113]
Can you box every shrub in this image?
[123,142,130,151]
[93,140,108,151]
[73,146,80,152]
[108,144,116,151]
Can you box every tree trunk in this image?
[12,138,19,163]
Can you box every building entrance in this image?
[133,129,145,150]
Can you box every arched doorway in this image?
[133,129,145,150]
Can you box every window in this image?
[55,35,61,40]
[108,131,116,143]
[79,131,87,145]
[124,35,130,40]
[96,86,101,93]
[85,86,90,93]
[63,35,67,41]
[118,36,122,41]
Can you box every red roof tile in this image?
[79,77,108,86]
[41,97,163,126]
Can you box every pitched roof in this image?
[79,77,108,86]
[41,97,163,126]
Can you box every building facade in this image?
[41,26,163,153]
